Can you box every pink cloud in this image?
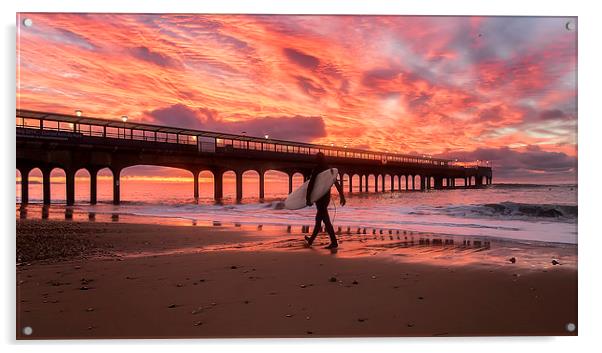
[16,14,577,182]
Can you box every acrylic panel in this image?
[16,13,577,339]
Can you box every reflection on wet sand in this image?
[195,229,574,269]
[15,204,576,269]
[41,205,49,219]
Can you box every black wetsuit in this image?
[306,163,337,246]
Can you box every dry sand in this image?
[16,219,577,339]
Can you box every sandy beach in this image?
[15,218,577,339]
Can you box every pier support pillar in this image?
[288,173,293,194]
[359,175,363,192]
[364,175,369,192]
[112,168,121,205]
[374,175,379,193]
[411,175,415,190]
[90,169,98,205]
[391,175,395,192]
[339,173,344,192]
[236,172,243,201]
[214,170,224,201]
[193,172,199,199]
[66,169,75,206]
[42,168,51,205]
[381,176,385,192]
[434,177,443,190]
[20,169,29,205]
[348,175,353,193]
[259,171,265,200]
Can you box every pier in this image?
[16,109,493,205]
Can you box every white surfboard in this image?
[284,168,339,210]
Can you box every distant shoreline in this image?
[16,180,578,186]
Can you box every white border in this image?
[3,1,601,352]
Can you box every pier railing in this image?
[16,109,490,169]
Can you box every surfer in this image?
[305,152,346,249]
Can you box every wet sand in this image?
[16,219,577,339]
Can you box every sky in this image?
[16,14,577,183]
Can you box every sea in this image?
[16,177,578,245]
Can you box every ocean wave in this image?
[490,183,577,190]
[437,202,577,221]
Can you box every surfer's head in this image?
[315,152,325,164]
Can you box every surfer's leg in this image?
[307,209,324,244]
[321,208,338,247]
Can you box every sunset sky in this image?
[16,14,577,182]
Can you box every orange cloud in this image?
[16,14,577,182]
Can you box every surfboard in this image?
[284,168,339,210]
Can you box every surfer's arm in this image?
[334,180,346,206]
[306,169,318,205]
